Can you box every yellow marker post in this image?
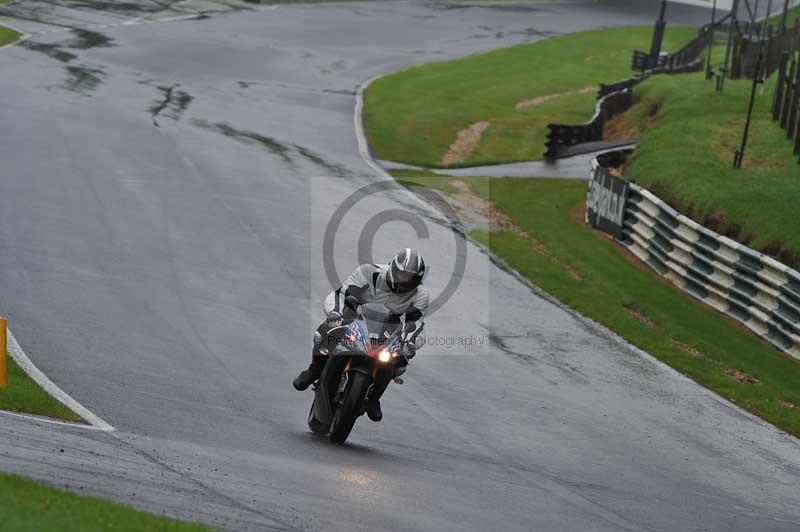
[0,318,7,388]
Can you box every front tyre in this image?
[308,403,328,435]
[329,371,370,444]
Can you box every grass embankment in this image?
[0,25,20,47]
[0,3,21,47]
[614,71,800,266]
[364,26,695,168]
[397,172,800,437]
[0,352,80,421]
[770,4,800,27]
[0,471,213,532]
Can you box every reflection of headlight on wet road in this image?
[338,470,377,487]
[378,349,392,363]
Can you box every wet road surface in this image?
[1,1,799,531]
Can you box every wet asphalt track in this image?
[1,1,799,531]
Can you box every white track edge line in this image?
[0,408,108,431]
[7,330,114,431]
[354,77,393,180]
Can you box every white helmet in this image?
[387,248,426,294]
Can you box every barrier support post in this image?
[648,1,668,70]
[720,0,742,92]
[734,47,764,168]
[707,0,719,80]
[782,0,791,32]
[0,318,7,388]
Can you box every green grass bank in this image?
[0,352,80,421]
[0,471,213,532]
[770,4,800,27]
[0,25,20,47]
[364,26,695,168]
[616,69,800,267]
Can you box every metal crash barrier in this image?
[587,158,800,359]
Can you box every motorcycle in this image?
[307,296,423,444]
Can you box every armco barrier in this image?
[551,56,702,160]
[598,75,647,98]
[632,13,732,74]
[650,58,705,75]
[588,159,800,359]
[553,26,712,160]
[544,90,633,159]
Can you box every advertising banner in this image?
[587,168,630,240]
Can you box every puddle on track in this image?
[293,144,350,177]
[19,40,77,62]
[68,28,115,49]
[192,119,295,165]
[63,64,105,95]
[192,119,353,176]
[149,84,194,127]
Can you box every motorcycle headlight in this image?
[378,349,393,363]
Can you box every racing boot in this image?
[292,368,319,391]
[366,371,391,422]
[366,400,383,422]
[293,353,326,391]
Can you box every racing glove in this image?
[402,342,417,360]
[326,311,343,327]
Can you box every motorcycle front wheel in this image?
[308,402,328,435]
[329,371,370,444]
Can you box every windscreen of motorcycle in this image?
[359,303,403,346]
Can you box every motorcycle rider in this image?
[293,248,429,422]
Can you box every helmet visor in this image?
[391,267,419,292]
[393,269,415,283]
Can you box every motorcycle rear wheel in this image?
[329,371,369,444]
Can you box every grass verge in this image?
[0,471,213,531]
[364,26,695,168]
[0,25,20,47]
[0,352,81,421]
[397,172,800,437]
[614,70,800,267]
[770,4,800,27]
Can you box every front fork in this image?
[333,359,382,412]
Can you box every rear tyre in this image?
[329,372,370,444]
